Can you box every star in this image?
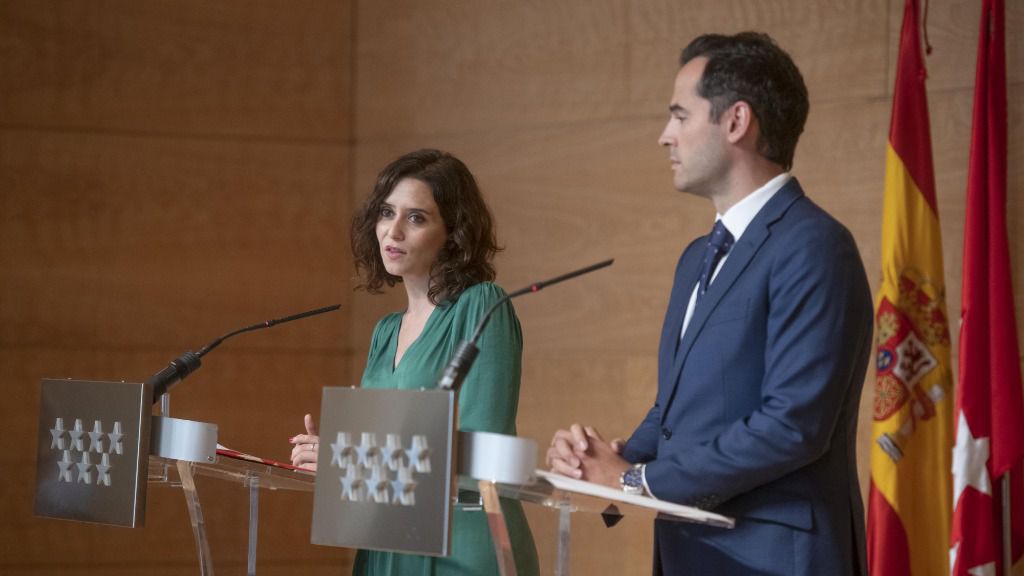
[952,411,992,505]
[108,421,124,455]
[340,465,364,502]
[366,462,390,503]
[88,420,105,453]
[96,453,113,487]
[76,452,93,484]
[50,418,66,450]
[330,432,353,469]
[355,433,379,468]
[391,467,417,506]
[951,544,997,576]
[69,419,85,451]
[57,450,74,482]
[970,562,995,576]
[383,434,405,471]
[406,435,431,473]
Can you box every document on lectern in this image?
[535,470,735,528]
[215,444,309,472]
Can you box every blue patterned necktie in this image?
[697,220,734,302]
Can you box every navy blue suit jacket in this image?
[622,179,872,575]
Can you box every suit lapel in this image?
[661,250,702,364]
[662,179,806,418]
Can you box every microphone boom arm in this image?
[437,259,613,391]
[148,304,341,403]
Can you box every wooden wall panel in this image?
[3,0,1022,573]
[1,0,356,574]
[0,131,351,350]
[355,0,632,139]
[630,0,891,111]
[0,0,352,140]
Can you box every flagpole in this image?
[1003,473,1011,575]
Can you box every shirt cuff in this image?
[640,464,658,500]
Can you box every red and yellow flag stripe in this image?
[868,1,953,575]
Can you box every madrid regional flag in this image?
[950,0,1024,574]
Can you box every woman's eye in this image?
[409,214,425,224]
[379,207,394,218]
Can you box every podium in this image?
[34,379,733,575]
[493,470,733,575]
[148,450,316,575]
[149,447,734,576]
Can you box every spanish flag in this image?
[868,0,953,574]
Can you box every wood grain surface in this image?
[2,0,1021,573]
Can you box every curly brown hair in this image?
[351,149,500,304]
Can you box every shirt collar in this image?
[717,173,792,241]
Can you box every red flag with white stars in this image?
[951,0,1024,574]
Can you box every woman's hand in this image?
[289,413,320,471]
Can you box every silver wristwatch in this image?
[619,463,645,495]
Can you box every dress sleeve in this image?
[454,283,524,435]
[358,314,396,387]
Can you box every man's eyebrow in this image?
[669,104,688,115]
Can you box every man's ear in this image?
[724,101,754,144]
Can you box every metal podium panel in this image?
[34,379,152,527]
[311,387,455,556]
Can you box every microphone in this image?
[147,304,341,403]
[437,259,614,391]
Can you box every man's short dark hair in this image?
[681,32,809,170]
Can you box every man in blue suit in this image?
[548,32,873,575]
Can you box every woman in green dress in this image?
[289,149,539,576]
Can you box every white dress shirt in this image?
[679,173,792,339]
[639,173,793,500]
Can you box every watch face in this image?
[621,465,644,494]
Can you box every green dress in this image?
[351,282,540,576]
